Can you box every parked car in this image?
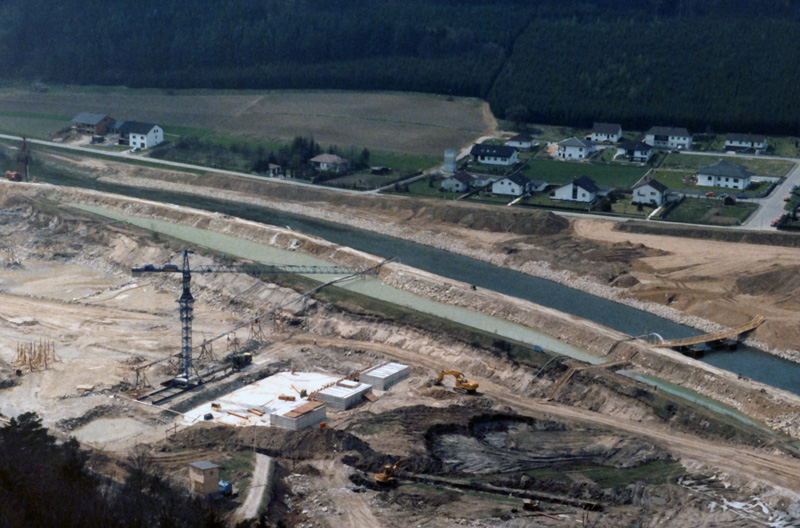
[705,191,715,197]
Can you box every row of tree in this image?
[1,0,800,134]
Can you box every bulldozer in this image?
[434,370,479,394]
[374,458,408,484]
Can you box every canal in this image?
[38,171,800,395]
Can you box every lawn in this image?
[610,198,653,217]
[519,159,648,188]
[767,136,800,158]
[662,197,758,225]
[659,153,794,177]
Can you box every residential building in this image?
[125,122,164,149]
[309,153,350,173]
[556,137,596,160]
[72,112,115,136]
[696,160,752,190]
[440,172,477,193]
[725,133,767,152]
[632,177,668,206]
[644,126,692,150]
[470,144,519,166]
[617,141,653,163]
[553,175,600,203]
[590,123,622,143]
[491,173,533,196]
[506,133,535,151]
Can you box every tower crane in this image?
[132,250,366,386]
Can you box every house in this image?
[644,126,692,150]
[310,153,350,174]
[553,175,600,203]
[266,163,283,177]
[470,144,519,166]
[491,173,533,197]
[591,123,622,143]
[71,112,115,136]
[617,141,653,163]
[440,172,477,193]
[506,133,535,151]
[472,174,502,189]
[632,177,668,206]
[556,137,596,160]
[696,160,752,190]
[124,122,164,149]
[725,133,767,152]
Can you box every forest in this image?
[1,0,799,134]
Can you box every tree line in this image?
[1,0,799,134]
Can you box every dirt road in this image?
[234,453,272,521]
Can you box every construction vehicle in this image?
[374,458,407,484]
[434,370,479,393]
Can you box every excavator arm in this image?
[435,370,479,393]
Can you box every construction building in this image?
[188,461,220,496]
[315,380,373,410]
[270,401,327,431]
[360,362,409,390]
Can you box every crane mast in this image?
[132,250,365,386]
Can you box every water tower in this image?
[443,149,457,173]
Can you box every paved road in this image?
[0,133,362,195]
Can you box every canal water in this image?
[40,172,800,395]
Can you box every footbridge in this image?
[649,315,765,350]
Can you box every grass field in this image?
[0,87,489,156]
[659,153,794,177]
[519,159,648,187]
[0,110,72,139]
[663,197,757,225]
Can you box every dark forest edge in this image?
[1,0,800,135]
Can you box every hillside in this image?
[1,0,799,134]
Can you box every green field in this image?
[660,153,794,177]
[519,159,648,187]
[663,197,758,225]
[0,111,72,139]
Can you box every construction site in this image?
[7,171,800,527]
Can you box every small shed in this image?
[360,363,410,391]
[722,194,737,206]
[188,461,220,496]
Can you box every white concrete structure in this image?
[644,126,692,150]
[617,141,653,163]
[360,362,410,390]
[725,133,767,152]
[556,137,595,160]
[271,401,327,431]
[553,176,600,203]
[126,122,163,149]
[697,160,753,190]
[470,144,519,166]
[632,178,668,206]
[316,380,373,410]
[590,123,621,143]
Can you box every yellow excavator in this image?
[374,458,408,484]
[435,370,479,393]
